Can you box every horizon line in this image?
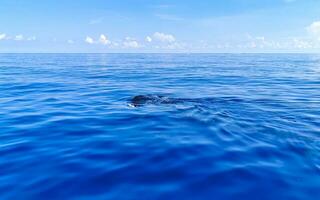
[0,52,319,54]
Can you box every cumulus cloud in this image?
[123,41,139,48]
[152,32,176,43]
[84,34,142,48]
[0,33,6,40]
[144,32,185,50]
[99,34,111,45]
[292,38,313,49]
[13,35,36,41]
[27,36,36,41]
[145,36,152,42]
[307,21,320,40]
[85,36,94,44]
[239,34,319,50]
[0,34,36,42]
[243,34,284,49]
[14,35,24,41]
[85,35,112,45]
[123,37,140,48]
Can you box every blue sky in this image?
[0,0,320,53]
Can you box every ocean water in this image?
[0,53,319,200]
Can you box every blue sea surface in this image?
[0,54,319,200]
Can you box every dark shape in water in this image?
[130,95,177,107]
[129,95,245,107]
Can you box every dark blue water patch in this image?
[0,54,319,200]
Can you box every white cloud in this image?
[241,34,319,50]
[145,32,186,50]
[14,34,24,41]
[164,42,185,49]
[27,36,36,41]
[0,34,36,42]
[123,41,139,48]
[152,32,176,43]
[244,34,284,49]
[123,37,140,48]
[85,34,112,45]
[307,21,320,40]
[292,38,313,49]
[112,42,120,47]
[145,36,152,42]
[12,35,36,41]
[85,36,94,44]
[67,40,74,44]
[0,33,6,40]
[99,34,111,45]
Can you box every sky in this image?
[0,0,320,53]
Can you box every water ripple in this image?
[0,54,319,200]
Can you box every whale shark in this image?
[129,95,179,107]
[128,95,245,107]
